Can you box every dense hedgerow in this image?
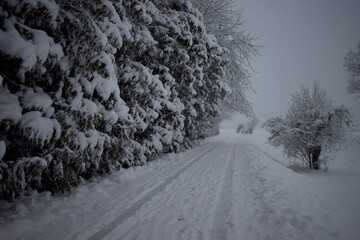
[0,0,228,201]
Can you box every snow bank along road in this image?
[1,129,360,240]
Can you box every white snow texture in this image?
[0,129,359,240]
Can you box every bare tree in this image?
[263,83,352,170]
[191,0,260,116]
[344,42,360,97]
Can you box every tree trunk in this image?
[311,146,321,170]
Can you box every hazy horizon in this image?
[235,0,360,127]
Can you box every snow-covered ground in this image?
[1,127,360,240]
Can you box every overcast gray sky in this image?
[235,0,360,126]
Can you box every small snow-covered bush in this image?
[236,124,244,133]
[263,83,352,170]
[236,118,258,134]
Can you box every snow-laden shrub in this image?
[0,0,227,200]
[263,83,352,170]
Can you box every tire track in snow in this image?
[253,146,289,169]
[107,135,238,240]
[88,143,222,240]
[233,143,315,239]
[229,142,278,239]
[211,135,239,240]
[252,144,303,172]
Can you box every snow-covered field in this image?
[1,128,359,240]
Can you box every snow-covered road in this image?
[1,129,360,240]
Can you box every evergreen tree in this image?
[0,0,227,201]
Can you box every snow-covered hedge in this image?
[0,0,227,200]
